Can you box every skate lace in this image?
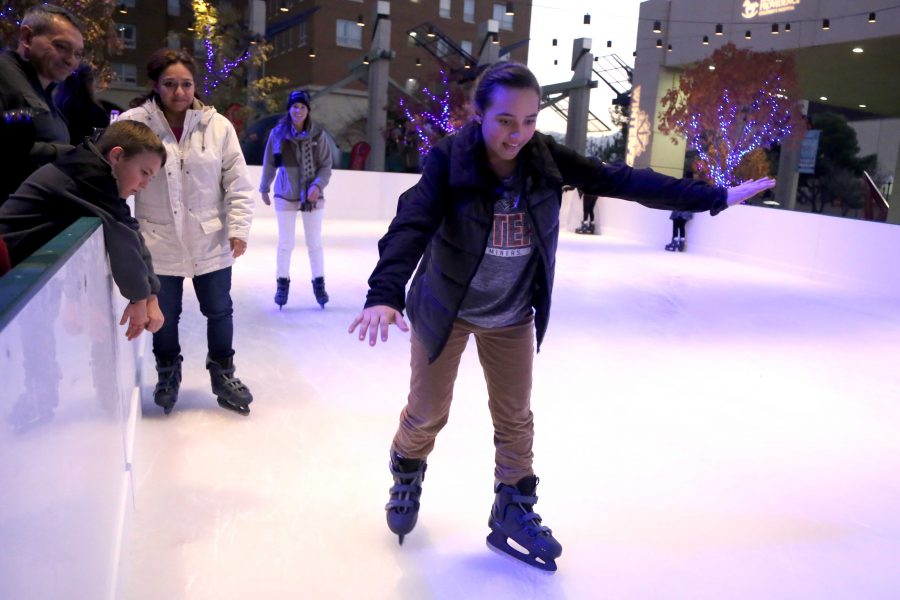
[218,368,248,392]
[512,493,551,537]
[386,464,424,510]
[155,365,181,392]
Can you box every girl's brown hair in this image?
[472,62,541,114]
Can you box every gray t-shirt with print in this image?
[457,175,537,328]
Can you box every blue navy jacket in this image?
[365,122,727,361]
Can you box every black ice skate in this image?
[664,239,678,251]
[274,277,290,309]
[385,450,427,545]
[677,238,686,252]
[486,475,562,572]
[206,354,253,415]
[154,355,182,415]
[587,222,595,235]
[575,221,589,234]
[311,276,329,308]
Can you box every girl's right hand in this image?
[261,192,271,205]
[348,305,409,346]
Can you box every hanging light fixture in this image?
[702,35,709,45]
[745,30,752,39]
[822,19,830,30]
[652,20,661,33]
[607,40,612,48]
[583,14,591,25]
[118,3,127,14]
[505,2,515,16]
[553,59,558,65]
[552,38,557,46]
[785,23,791,32]
[868,12,877,23]
[308,47,316,58]
[667,44,672,52]
[427,25,435,38]
[715,23,723,35]
[771,23,779,34]
[656,39,663,48]
[415,57,421,67]
[357,14,364,27]
[492,32,500,45]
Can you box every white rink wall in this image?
[250,166,900,300]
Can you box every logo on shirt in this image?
[486,213,532,257]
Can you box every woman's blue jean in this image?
[152,267,234,361]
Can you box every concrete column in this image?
[565,38,592,154]
[776,136,801,211]
[477,19,500,66]
[888,148,900,224]
[366,1,391,171]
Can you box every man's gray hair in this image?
[21,4,83,36]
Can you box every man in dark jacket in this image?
[0,4,83,205]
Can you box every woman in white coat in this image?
[120,48,255,416]
[259,89,333,309]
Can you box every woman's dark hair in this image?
[472,61,542,114]
[56,63,97,108]
[96,120,167,166]
[136,48,200,106]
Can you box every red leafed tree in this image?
[658,43,806,186]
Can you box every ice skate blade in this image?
[217,398,250,416]
[486,531,558,573]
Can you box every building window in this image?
[461,39,472,57]
[436,39,449,58]
[440,0,451,19]
[112,62,138,85]
[167,0,180,16]
[336,18,362,49]
[492,3,513,30]
[463,0,475,23]
[116,23,136,50]
[295,21,308,47]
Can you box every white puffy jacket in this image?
[119,98,254,277]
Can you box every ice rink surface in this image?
[125,212,900,600]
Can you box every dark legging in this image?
[582,194,598,223]
[672,218,687,238]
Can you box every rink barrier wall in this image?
[0,218,139,600]
[253,167,900,300]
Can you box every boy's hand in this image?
[120,300,150,341]
[726,177,776,206]
[348,305,409,346]
[261,192,271,205]
[307,184,321,202]
[146,295,164,333]
[230,238,247,258]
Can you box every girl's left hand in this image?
[726,177,777,206]
[230,238,247,258]
[307,184,321,202]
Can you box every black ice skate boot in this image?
[206,354,253,416]
[575,221,588,234]
[486,475,562,572]
[311,276,329,308]
[385,450,427,545]
[154,355,182,415]
[587,222,595,235]
[677,237,686,252]
[665,238,678,251]
[274,277,290,309]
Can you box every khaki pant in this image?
[392,317,535,485]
